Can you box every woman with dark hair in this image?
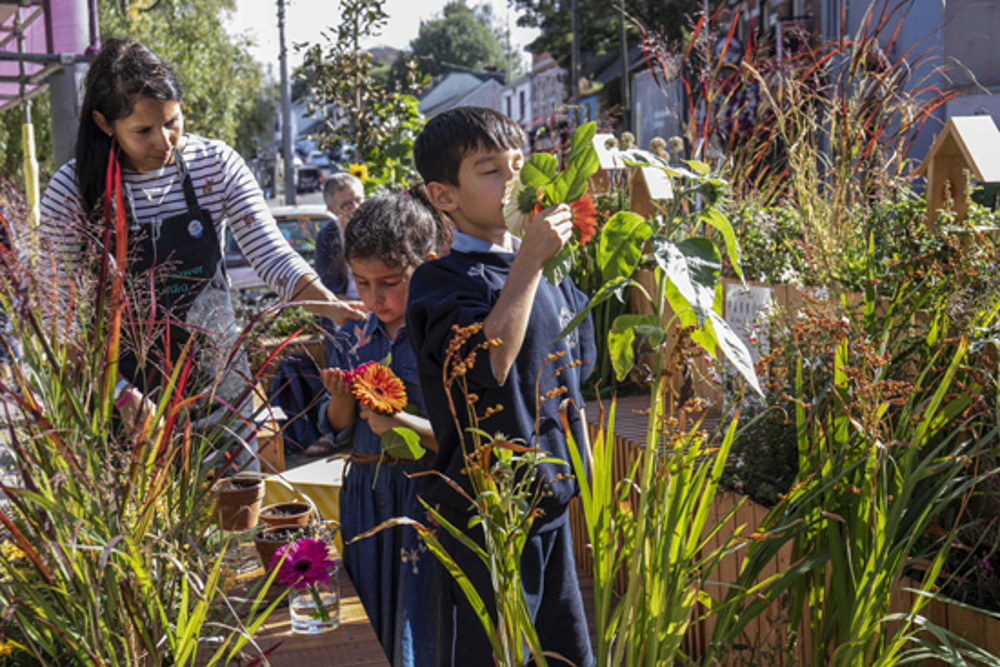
[40,39,362,470]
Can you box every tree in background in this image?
[100,0,273,158]
[302,0,427,193]
[0,0,271,181]
[410,1,505,78]
[512,0,701,74]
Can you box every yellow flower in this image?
[349,162,369,183]
[1,540,24,562]
[0,639,22,656]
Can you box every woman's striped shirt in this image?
[40,134,314,301]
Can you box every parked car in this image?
[295,160,322,193]
[306,150,331,170]
[225,205,334,294]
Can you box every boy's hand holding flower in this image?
[501,122,600,284]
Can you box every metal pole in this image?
[619,1,630,131]
[48,0,92,168]
[571,0,580,106]
[278,0,297,206]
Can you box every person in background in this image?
[318,193,447,666]
[39,39,362,470]
[316,172,365,300]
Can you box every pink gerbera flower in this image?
[270,537,336,591]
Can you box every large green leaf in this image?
[651,236,722,325]
[553,147,600,203]
[521,153,558,192]
[598,211,651,283]
[566,122,596,164]
[707,310,762,395]
[608,314,661,381]
[698,207,742,281]
[381,427,425,460]
[543,243,576,285]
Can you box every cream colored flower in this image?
[503,176,532,238]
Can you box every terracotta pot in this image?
[259,501,313,528]
[254,526,299,569]
[213,475,265,531]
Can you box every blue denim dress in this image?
[319,314,438,667]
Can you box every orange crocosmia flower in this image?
[570,194,599,246]
[350,362,407,415]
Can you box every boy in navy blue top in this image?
[407,106,596,667]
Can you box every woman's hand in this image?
[317,299,366,326]
[293,275,366,326]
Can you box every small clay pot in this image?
[213,475,265,531]
[259,501,313,528]
[254,526,299,569]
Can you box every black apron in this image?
[116,149,226,395]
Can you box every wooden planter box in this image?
[249,334,326,393]
[571,407,1000,662]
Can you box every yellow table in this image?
[264,456,348,552]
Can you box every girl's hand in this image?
[321,368,354,398]
[359,406,396,437]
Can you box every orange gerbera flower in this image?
[350,362,407,415]
[570,194,599,246]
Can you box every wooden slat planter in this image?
[572,398,1000,663]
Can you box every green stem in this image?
[308,585,330,622]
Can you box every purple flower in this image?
[271,538,336,591]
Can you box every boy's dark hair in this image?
[413,106,525,186]
[344,194,441,269]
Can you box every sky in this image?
[227,0,540,72]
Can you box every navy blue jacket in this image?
[407,248,596,529]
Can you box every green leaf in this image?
[566,122,597,163]
[684,159,711,176]
[521,153,558,191]
[707,310,762,395]
[608,314,660,381]
[598,211,652,283]
[543,243,576,285]
[555,276,635,341]
[650,236,722,325]
[698,208,742,281]
[381,427,425,460]
[554,147,600,203]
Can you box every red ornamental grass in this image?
[271,538,336,591]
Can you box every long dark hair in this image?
[75,39,182,215]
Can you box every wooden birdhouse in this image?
[916,115,1000,225]
[629,164,674,220]
[589,133,624,194]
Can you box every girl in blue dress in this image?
[318,193,446,667]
